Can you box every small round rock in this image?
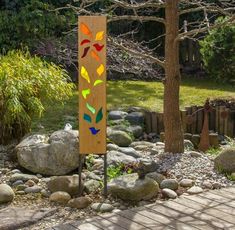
[0,184,15,203]
[187,186,203,194]
[25,180,36,187]
[91,203,114,212]
[49,191,71,204]
[179,179,194,188]
[68,197,92,209]
[160,179,179,191]
[162,188,178,199]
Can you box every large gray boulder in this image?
[0,184,14,204]
[108,173,159,201]
[16,130,79,175]
[214,148,235,173]
[108,130,132,147]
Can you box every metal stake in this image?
[103,153,108,198]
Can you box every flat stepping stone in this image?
[0,207,57,230]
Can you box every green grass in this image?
[32,78,235,132]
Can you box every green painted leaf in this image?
[83,113,91,123]
[93,79,103,86]
[82,89,90,99]
[96,107,103,123]
[86,103,96,114]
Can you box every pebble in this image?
[41,189,51,198]
[162,188,178,199]
[68,197,92,209]
[25,180,36,187]
[212,182,221,189]
[201,181,213,189]
[12,180,24,187]
[187,186,203,194]
[10,173,39,183]
[188,151,203,158]
[91,203,114,212]
[160,179,179,190]
[16,184,28,191]
[16,191,25,195]
[24,185,42,193]
[49,191,71,204]
[179,179,194,187]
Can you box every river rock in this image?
[84,180,100,194]
[91,203,114,212]
[118,147,141,158]
[125,112,144,125]
[138,158,159,174]
[16,130,79,175]
[187,186,203,194]
[47,175,84,196]
[108,173,159,201]
[160,179,179,190]
[0,184,14,204]
[108,111,127,120]
[214,148,235,173]
[49,191,71,204]
[130,141,155,148]
[128,126,143,138]
[108,131,132,147]
[146,172,165,184]
[107,151,137,166]
[179,179,194,187]
[188,151,202,158]
[68,197,92,209]
[162,188,178,199]
[10,173,39,183]
[24,186,42,194]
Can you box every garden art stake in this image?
[78,16,107,196]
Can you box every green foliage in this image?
[0,0,75,52]
[0,50,74,143]
[85,155,95,171]
[107,164,124,180]
[206,147,221,156]
[107,162,138,181]
[200,17,235,83]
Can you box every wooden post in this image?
[181,110,187,133]
[215,106,220,133]
[157,112,164,133]
[151,112,158,133]
[198,100,211,152]
[79,16,107,154]
[145,111,152,134]
[78,16,107,196]
[185,106,192,133]
[219,106,226,135]
[197,106,203,134]
[191,106,197,134]
[228,110,235,137]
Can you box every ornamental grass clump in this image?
[0,50,75,144]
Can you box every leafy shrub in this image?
[200,17,235,83]
[0,50,74,144]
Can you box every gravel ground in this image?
[0,142,234,230]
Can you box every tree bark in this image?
[164,0,184,153]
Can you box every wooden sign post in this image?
[78,16,107,196]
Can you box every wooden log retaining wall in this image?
[145,105,235,137]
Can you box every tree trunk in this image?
[164,0,184,153]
